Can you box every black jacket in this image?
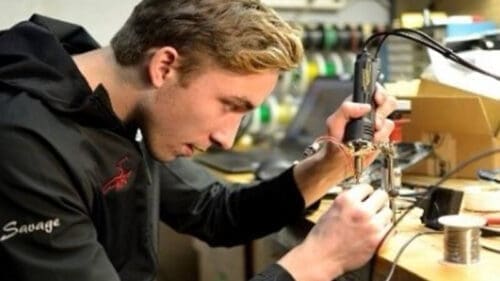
[0,15,304,281]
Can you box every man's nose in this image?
[210,120,241,150]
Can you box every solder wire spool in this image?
[438,214,487,265]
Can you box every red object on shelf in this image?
[486,216,500,226]
[389,118,410,143]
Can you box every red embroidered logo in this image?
[102,156,132,194]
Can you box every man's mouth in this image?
[192,145,206,153]
[183,144,206,157]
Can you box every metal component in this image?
[378,142,399,222]
[347,139,374,155]
[343,49,378,186]
[379,142,398,195]
[389,197,397,223]
[354,155,363,184]
[346,141,401,222]
[343,50,379,149]
[303,141,321,157]
[383,149,395,192]
[346,140,374,184]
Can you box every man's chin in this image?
[149,151,178,163]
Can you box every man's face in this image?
[139,66,279,162]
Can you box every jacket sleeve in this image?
[250,264,295,281]
[0,126,120,281]
[158,158,306,247]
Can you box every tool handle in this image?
[343,50,379,146]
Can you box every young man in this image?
[0,1,396,280]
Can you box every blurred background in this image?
[2,1,499,280]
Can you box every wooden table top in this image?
[306,175,500,281]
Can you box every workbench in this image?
[205,162,500,281]
[302,175,500,281]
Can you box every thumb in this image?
[326,102,371,140]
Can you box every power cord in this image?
[364,28,500,81]
[348,25,500,281]
[482,244,500,254]
[382,231,442,281]
[374,147,500,281]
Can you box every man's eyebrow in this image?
[226,96,256,111]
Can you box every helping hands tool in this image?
[343,49,399,219]
[342,49,379,184]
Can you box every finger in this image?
[332,101,371,121]
[376,221,395,243]
[344,183,374,202]
[375,94,397,119]
[374,119,394,143]
[373,83,387,106]
[326,101,371,139]
[362,189,389,215]
[372,206,393,228]
[374,114,386,131]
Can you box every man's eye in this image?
[222,103,235,111]
[222,101,243,112]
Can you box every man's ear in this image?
[148,46,179,88]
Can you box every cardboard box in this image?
[403,79,499,179]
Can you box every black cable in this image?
[365,28,500,81]
[431,148,500,187]
[391,148,500,235]
[369,28,451,51]
[355,26,500,281]
[382,231,441,281]
[371,148,500,281]
[368,28,450,56]
[373,32,452,59]
[482,244,500,254]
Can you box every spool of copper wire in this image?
[438,215,486,264]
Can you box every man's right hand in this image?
[278,184,392,281]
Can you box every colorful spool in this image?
[322,24,338,51]
[337,25,351,50]
[329,52,344,77]
[349,25,363,52]
[312,52,327,77]
[324,59,336,77]
[308,24,324,50]
[342,51,356,76]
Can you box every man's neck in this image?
[72,47,147,123]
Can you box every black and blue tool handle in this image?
[343,50,379,149]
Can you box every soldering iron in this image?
[340,28,500,220]
[316,28,500,281]
[305,28,500,194]
[342,49,380,184]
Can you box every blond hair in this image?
[111,0,303,82]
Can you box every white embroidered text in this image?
[1,218,60,242]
